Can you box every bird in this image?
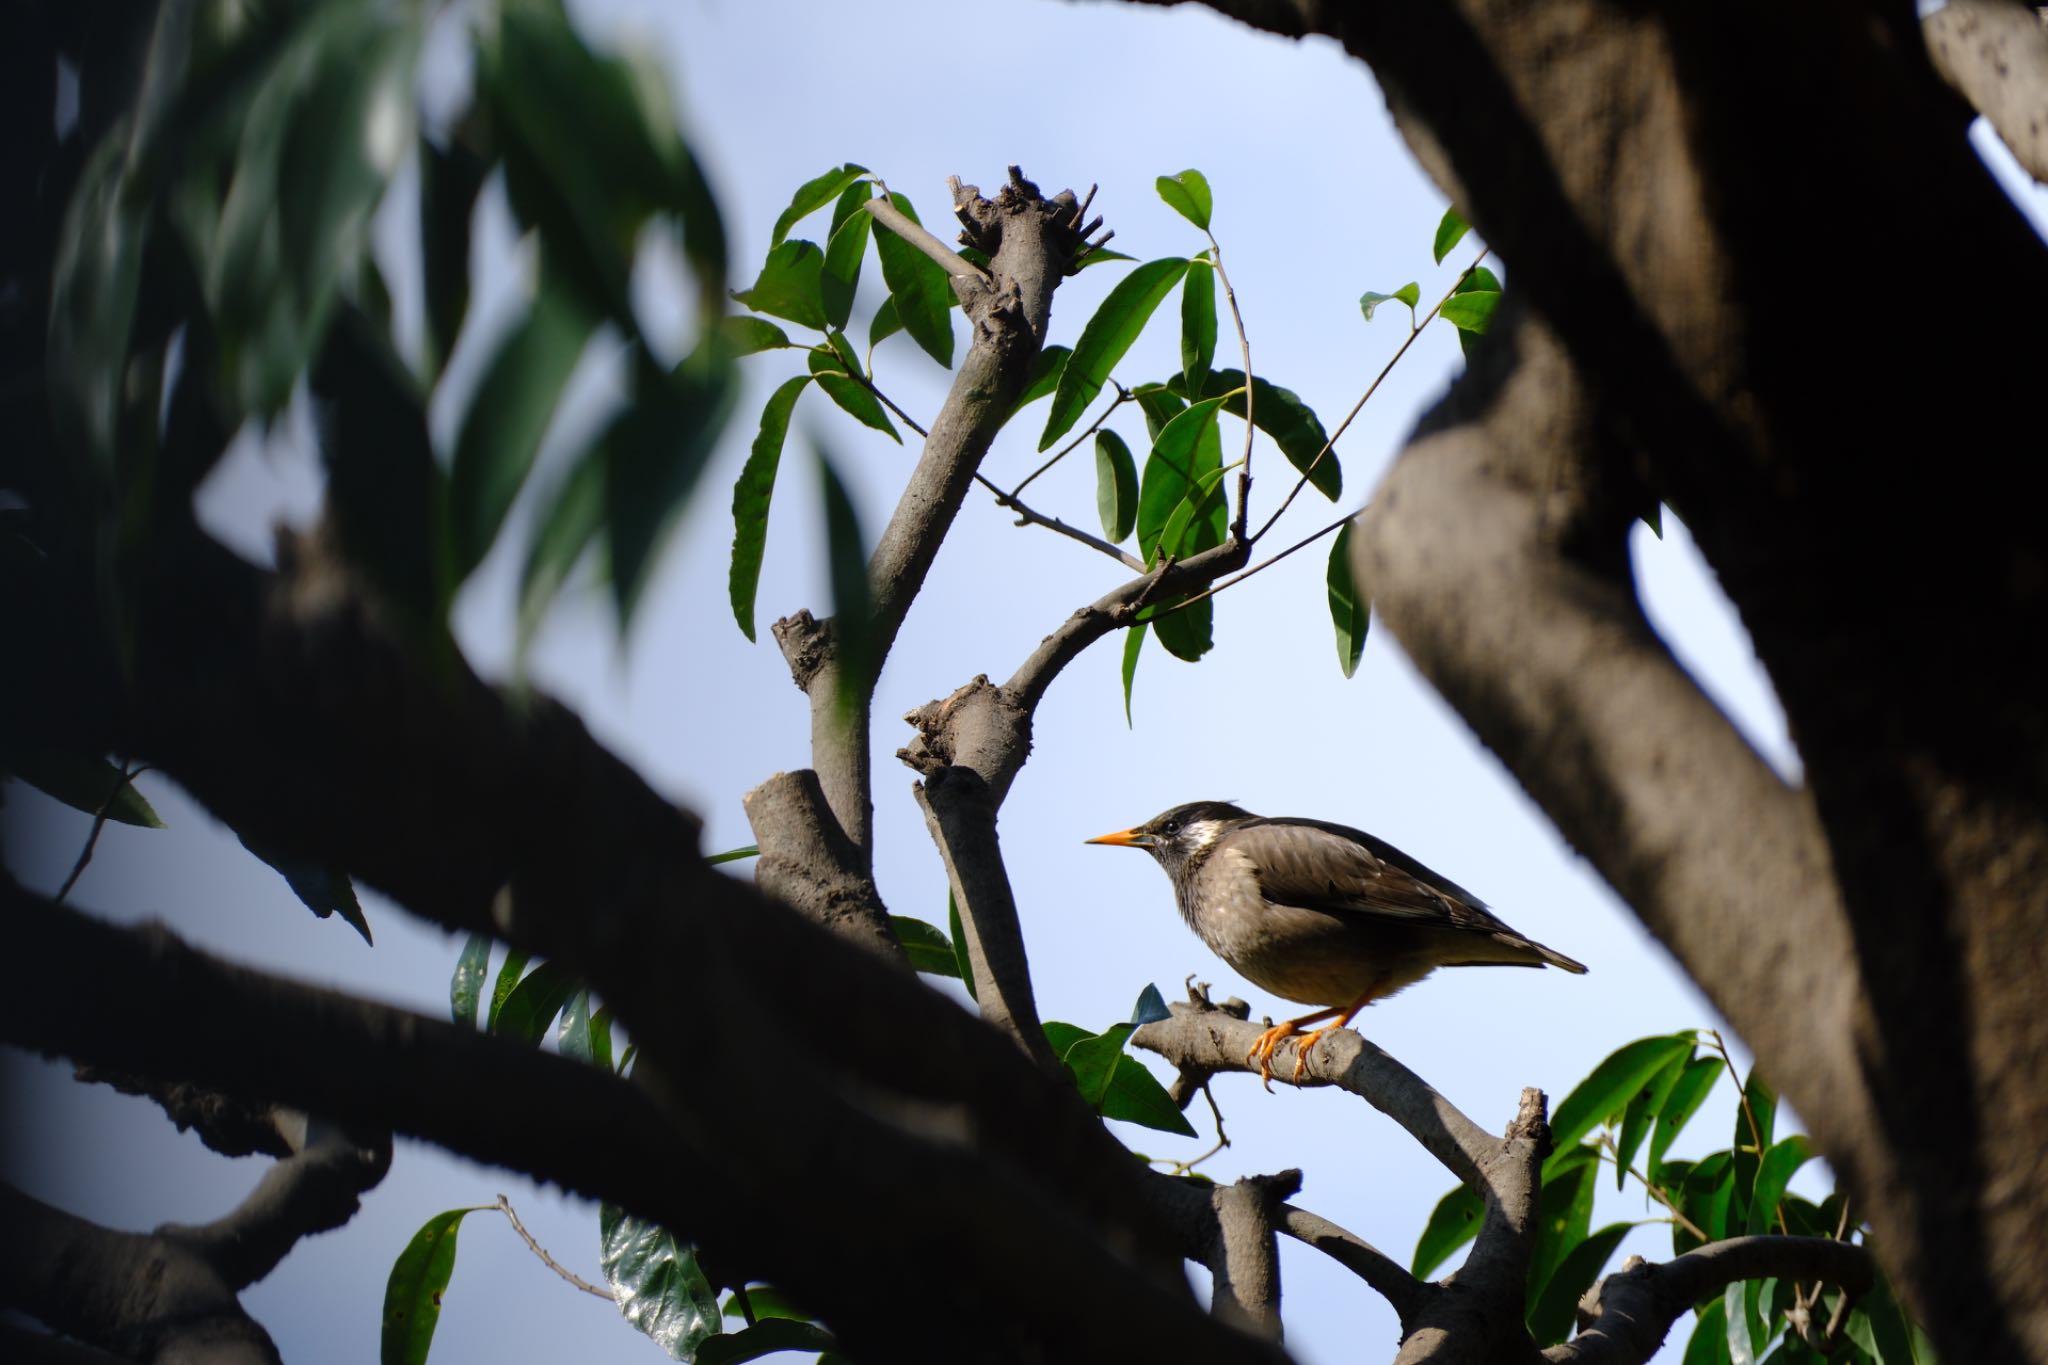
[1086,800,1586,1086]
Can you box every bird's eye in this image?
[1161,818,1182,835]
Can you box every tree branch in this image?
[742,767,900,958]
[1277,1203,1424,1326]
[1923,0,2048,183]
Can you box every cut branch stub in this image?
[742,769,898,958]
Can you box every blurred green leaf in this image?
[1433,205,1470,264]
[1359,282,1419,324]
[1529,1146,1599,1313]
[1328,522,1369,678]
[1686,1297,1734,1365]
[1181,260,1216,396]
[1726,1280,1762,1365]
[1548,1034,1697,1166]
[872,192,954,367]
[807,345,899,442]
[599,1205,723,1360]
[419,135,487,375]
[450,276,599,574]
[1155,169,1213,230]
[1095,430,1139,543]
[1528,1220,1633,1347]
[732,240,828,332]
[890,916,963,979]
[1651,1055,1725,1183]
[816,443,875,711]
[450,933,490,1026]
[1459,265,1502,294]
[770,163,869,247]
[494,959,580,1045]
[4,752,163,827]
[380,1207,479,1365]
[728,375,810,641]
[1121,621,1146,725]
[237,833,371,944]
[820,182,873,332]
[1732,1069,1779,1220]
[1852,1269,1919,1365]
[605,346,737,625]
[697,1321,837,1365]
[1041,257,1190,450]
[517,444,606,652]
[487,950,530,1033]
[1412,1184,1484,1279]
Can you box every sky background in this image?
[8,1,2047,1361]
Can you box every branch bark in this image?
[1923,0,2048,183]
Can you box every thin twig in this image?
[54,760,150,905]
[1147,513,1350,619]
[1594,1138,1710,1243]
[1010,385,1131,500]
[496,1195,614,1300]
[976,473,1145,569]
[1204,237,1256,543]
[812,347,931,440]
[1250,250,1491,545]
[1165,1080,1232,1176]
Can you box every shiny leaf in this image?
[557,988,595,1062]
[4,752,163,827]
[450,933,490,1026]
[1041,257,1189,450]
[728,375,810,641]
[599,1205,723,1360]
[486,951,530,1033]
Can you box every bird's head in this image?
[1085,800,1254,875]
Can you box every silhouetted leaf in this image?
[419,135,487,375]
[816,443,875,710]
[729,375,810,640]
[450,933,490,1026]
[697,1321,837,1365]
[4,752,162,827]
[238,833,371,944]
[605,346,737,624]
[517,445,605,651]
[1041,257,1189,450]
[494,960,580,1045]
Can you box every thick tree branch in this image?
[742,767,899,958]
[1277,1204,1424,1326]
[1552,1237,1875,1365]
[1923,0,2048,183]
[1208,1172,1297,1340]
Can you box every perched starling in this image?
[1087,800,1586,1085]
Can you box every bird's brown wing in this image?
[1235,818,1509,932]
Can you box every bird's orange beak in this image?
[1085,826,1148,847]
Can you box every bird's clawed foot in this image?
[1247,1023,1306,1092]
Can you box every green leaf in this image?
[1548,1034,1697,1167]
[1643,501,1665,538]
[1013,344,1069,415]
[1433,205,1471,264]
[868,296,901,351]
[1440,290,1500,334]
[449,276,599,574]
[1063,1024,1136,1107]
[4,752,163,827]
[486,951,530,1033]
[604,345,737,625]
[1043,1021,1091,1057]
[589,1005,616,1072]
[872,192,955,368]
[1095,430,1139,543]
[557,988,595,1062]
[947,891,977,1001]
[1685,1297,1734,1365]
[1155,465,1229,565]
[1459,266,1502,294]
[419,135,487,375]
[1746,1135,1814,1235]
[696,1321,838,1365]
[493,959,581,1045]
[1136,398,1225,565]
[450,933,490,1026]
[1678,1151,1736,1254]
[807,345,899,442]
[1100,1054,1198,1137]
[1852,1269,1918,1365]
[820,182,873,332]
[1155,170,1213,230]
[1527,1220,1633,1347]
[1120,621,1146,725]
[516,445,606,652]
[733,240,828,331]
[380,1208,479,1365]
[599,1205,723,1360]
[1650,1055,1726,1183]
[1328,522,1369,678]
[1616,1045,1691,1190]
[1732,1069,1779,1221]
[721,1286,814,1321]
[1041,257,1190,450]
[1529,1146,1599,1313]
[816,444,876,711]
[1177,368,1341,501]
[728,375,810,641]
[707,845,760,866]
[1180,261,1216,396]
[890,916,963,979]
[720,316,793,356]
[1411,1184,1485,1278]
[1726,1280,1762,1365]
[1132,383,1186,440]
[1359,282,1420,324]
[237,833,372,944]
[770,164,870,247]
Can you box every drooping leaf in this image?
[1042,1021,1091,1058]
[1677,1151,1736,1254]
[1063,1024,1136,1107]
[1412,1185,1485,1278]
[1180,260,1216,396]
[1616,1044,1691,1190]
[1852,1269,1918,1365]
[605,345,737,625]
[238,833,371,944]
[1175,368,1340,501]
[728,375,810,641]
[1685,1296,1734,1365]
[807,345,899,442]
[1548,1034,1698,1166]
[816,444,875,711]
[1099,1054,1197,1137]
[872,192,954,368]
[1135,398,1224,564]
[1731,1069,1779,1220]
[1528,1146,1599,1313]
[599,1205,723,1360]
[1359,282,1420,325]
[449,275,599,574]
[867,296,901,351]
[770,163,869,247]
[4,752,163,827]
[720,315,793,356]
[1650,1055,1726,1182]
[1095,430,1139,543]
[946,890,977,1001]
[732,240,828,332]
[1120,621,1146,725]
[1155,169,1213,230]
[890,916,963,979]
[1528,1221,1634,1347]
[487,950,531,1033]
[493,959,581,1045]
[419,135,488,375]
[1041,257,1190,450]
[820,182,873,332]
[1012,344,1069,415]
[1327,522,1369,678]
[696,1321,838,1365]
[450,933,490,1026]
[517,444,606,652]
[380,1208,479,1365]
[1433,205,1470,264]
[1746,1135,1814,1235]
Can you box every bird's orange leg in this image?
[1248,993,1378,1089]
